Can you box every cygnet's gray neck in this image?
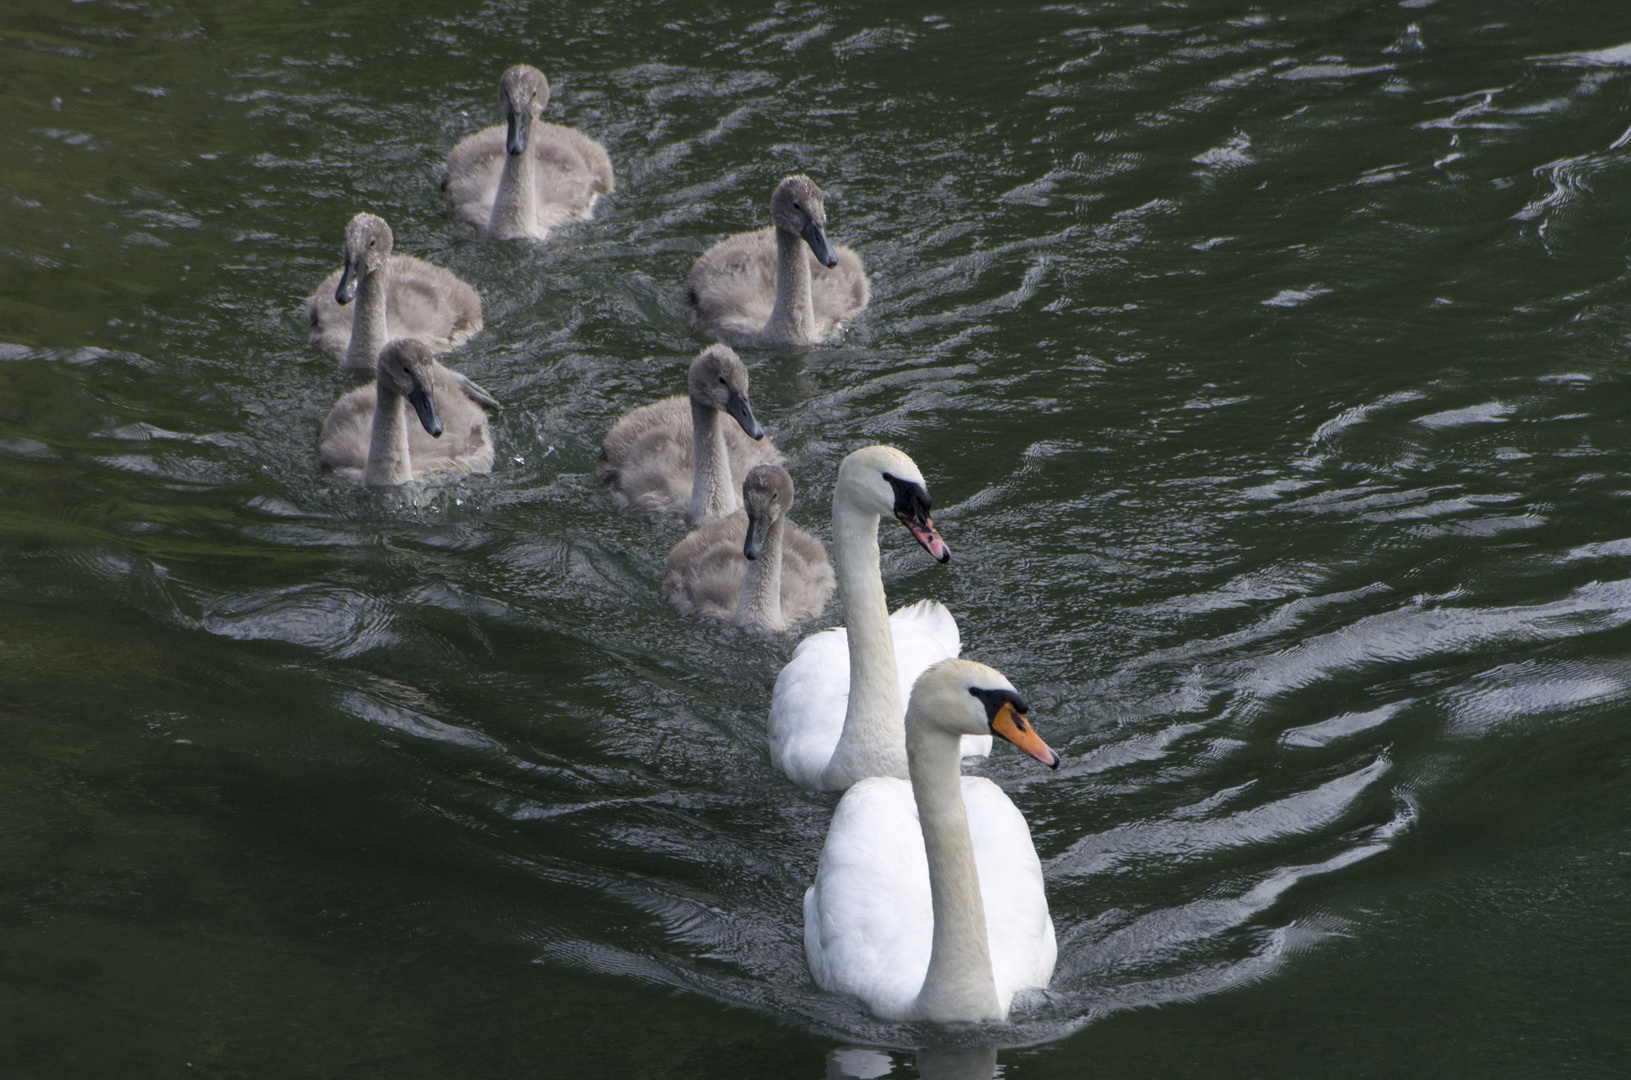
[733,515,784,631]
[765,226,818,343]
[688,398,737,523]
[363,381,413,486]
[488,120,538,239]
[344,265,390,372]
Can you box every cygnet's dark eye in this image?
[718,374,727,384]
[793,201,802,210]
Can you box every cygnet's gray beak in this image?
[406,377,443,438]
[724,386,765,441]
[334,257,360,305]
[505,107,530,155]
[801,218,838,268]
[743,504,773,561]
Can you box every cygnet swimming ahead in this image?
[687,174,869,347]
[662,464,835,632]
[443,63,614,240]
[596,345,781,524]
[307,213,483,373]
[319,338,500,485]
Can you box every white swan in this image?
[319,338,500,485]
[804,658,1060,1023]
[596,345,781,524]
[662,464,835,632]
[307,213,483,373]
[687,174,869,347]
[768,446,988,790]
[443,63,614,240]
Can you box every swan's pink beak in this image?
[900,514,950,563]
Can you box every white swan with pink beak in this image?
[767,446,989,790]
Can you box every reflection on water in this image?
[4,0,1631,1076]
[827,1046,1001,1080]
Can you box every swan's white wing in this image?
[804,777,928,1021]
[769,600,980,788]
[887,598,961,668]
[890,601,989,759]
[963,777,1056,1013]
[768,626,850,788]
[889,599,961,703]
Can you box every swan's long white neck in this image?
[907,717,1002,1023]
[488,119,538,239]
[344,263,390,372]
[733,515,784,632]
[821,489,908,788]
[363,381,413,487]
[765,226,818,343]
[689,399,736,524]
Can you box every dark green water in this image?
[4,0,1631,1075]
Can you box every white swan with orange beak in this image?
[804,658,1059,1022]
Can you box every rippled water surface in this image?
[5,1,1631,1076]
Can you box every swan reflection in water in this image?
[826,1045,1000,1080]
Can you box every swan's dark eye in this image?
[718,375,727,384]
[793,201,802,210]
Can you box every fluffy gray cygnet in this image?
[319,338,499,486]
[687,174,869,347]
[662,464,835,632]
[307,213,483,373]
[443,63,614,240]
[596,344,781,524]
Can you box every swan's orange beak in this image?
[990,703,1059,769]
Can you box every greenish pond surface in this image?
[4,0,1631,1076]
